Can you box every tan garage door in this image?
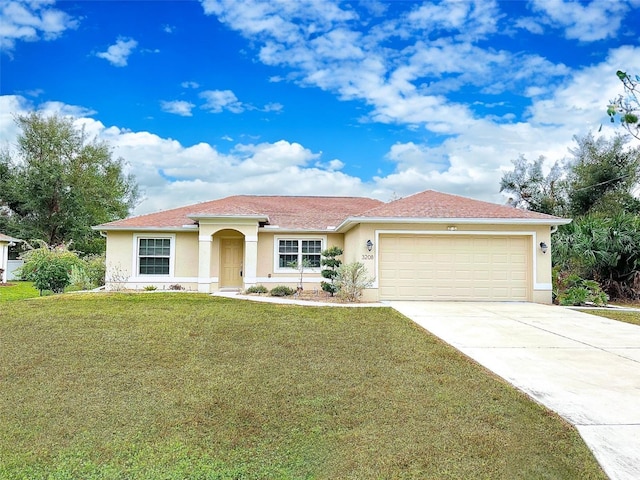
[378,235,530,301]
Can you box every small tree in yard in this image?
[336,262,373,302]
[18,242,83,294]
[288,258,313,291]
[321,246,343,296]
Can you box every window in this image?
[277,239,322,269]
[138,238,170,275]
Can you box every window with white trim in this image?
[138,238,171,275]
[277,239,322,269]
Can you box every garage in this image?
[378,234,531,301]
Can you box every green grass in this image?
[581,308,640,326]
[0,293,606,479]
[0,281,40,301]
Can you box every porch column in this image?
[243,235,258,288]
[198,235,212,293]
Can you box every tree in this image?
[500,134,640,217]
[565,133,640,216]
[499,155,566,216]
[553,212,640,299]
[0,112,139,254]
[608,70,640,141]
[320,246,343,296]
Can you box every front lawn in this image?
[581,307,640,326]
[0,281,39,302]
[0,294,606,479]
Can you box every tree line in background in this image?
[501,70,640,303]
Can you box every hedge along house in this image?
[93,190,570,303]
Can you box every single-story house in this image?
[93,189,570,303]
[0,233,23,283]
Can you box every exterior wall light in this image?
[366,239,374,252]
[540,242,548,254]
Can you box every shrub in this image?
[556,272,608,306]
[321,246,343,296]
[68,264,94,291]
[144,285,158,291]
[169,284,185,291]
[270,285,295,297]
[106,263,128,291]
[18,242,84,294]
[336,262,373,303]
[246,285,268,294]
[83,254,106,287]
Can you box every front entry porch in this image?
[196,221,259,294]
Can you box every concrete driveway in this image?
[388,301,640,480]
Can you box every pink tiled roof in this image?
[95,190,566,231]
[358,190,562,220]
[97,195,384,230]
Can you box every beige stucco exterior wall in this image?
[174,232,199,279]
[105,231,134,281]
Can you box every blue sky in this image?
[1,0,639,215]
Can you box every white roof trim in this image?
[335,216,571,232]
[187,214,269,222]
[92,226,197,232]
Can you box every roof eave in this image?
[92,225,199,232]
[335,216,572,232]
[187,214,269,222]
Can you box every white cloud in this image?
[406,0,502,41]
[200,89,244,113]
[160,100,195,117]
[181,81,200,89]
[262,102,283,113]
[528,0,631,41]
[0,0,79,53]
[96,37,138,67]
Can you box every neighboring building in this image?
[0,233,23,283]
[93,190,570,303]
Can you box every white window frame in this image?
[132,234,176,278]
[273,235,326,273]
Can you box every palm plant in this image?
[554,212,640,299]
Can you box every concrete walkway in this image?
[388,301,640,480]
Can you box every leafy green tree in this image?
[500,155,566,216]
[553,212,640,299]
[0,112,139,254]
[320,246,343,296]
[566,133,640,216]
[608,70,640,141]
[500,134,640,217]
